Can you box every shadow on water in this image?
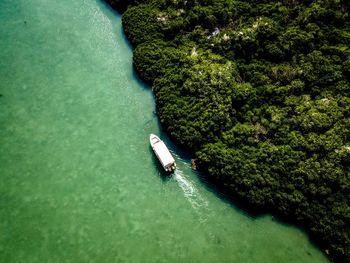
[195,167,329,258]
[132,69,150,91]
[97,0,135,51]
[196,171,265,218]
[97,0,148,66]
[97,0,120,22]
[143,111,157,128]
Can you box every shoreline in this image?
[104,0,350,261]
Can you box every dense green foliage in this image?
[105,0,350,261]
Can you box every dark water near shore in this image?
[0,0,328,262]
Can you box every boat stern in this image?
[165,162,176,172]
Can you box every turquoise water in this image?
[0,0,328,262]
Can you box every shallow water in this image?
[0,0,328,262]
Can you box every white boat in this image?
[150,134,176,172]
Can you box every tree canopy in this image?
[105,0,350,261]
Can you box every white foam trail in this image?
[174,169,208,212]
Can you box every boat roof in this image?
[153,140,175,166]
[150,134,159,144]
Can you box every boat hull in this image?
[150,134,176,172]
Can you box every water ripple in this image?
[173,169,209,221]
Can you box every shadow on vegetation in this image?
[132,69,149,90]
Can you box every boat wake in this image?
[174,169,208,217]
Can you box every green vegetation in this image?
[105,0,350,261]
